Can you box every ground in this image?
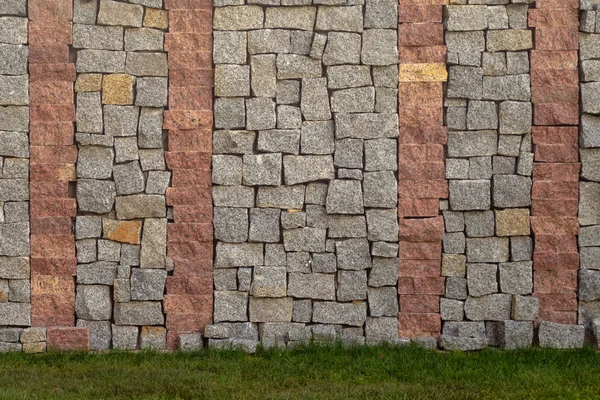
[0,344,599,399]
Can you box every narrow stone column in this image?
[28,0,78,331]
[442,1,536,350]
[0,0,32,337]
[163,0,214,350]
[578,0,600,340]
[398,1,447,342]
[529,1,580,326]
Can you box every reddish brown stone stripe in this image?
[397,0,448,338]
[164,1,214,349]
[529,3,580,325]
[28,0,79,329]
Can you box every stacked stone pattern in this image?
[397,0,448,341]
[0,0,31,331]
[163,0,213,351]
[27,0,81,336]
[579,0,600,340]
[72,0,170,351]
[530,0,580,326]
[441,0,537,350]
[208,0,401,349]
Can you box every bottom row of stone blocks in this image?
[0,321,595,352]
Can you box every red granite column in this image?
[28,0,79,329]
[529,1,580,324]
[163,0,214,349]
[397,0,448,338]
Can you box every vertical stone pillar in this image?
[0,0,31,331]
[163,0,214,350]
[442,2,536,350]
[28,0,78,330]
[529,1,580,326]
[397,1,447,342]
[209,0,400,348]
[578,0,600,338]
[71,0,172,350]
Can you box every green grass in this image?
[0,344,599,399]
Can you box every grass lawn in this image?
[0,344,599,399]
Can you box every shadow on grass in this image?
[0,344,599,399]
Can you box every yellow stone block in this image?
[144,8,169,30]
[102,74,135,105]
[496,209,530,237]
[103,218,142,245]
[399,63,448,82]
[23,342,46,354]
[75,74,102,92]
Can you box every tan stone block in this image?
[441,254,466,277]
[102,74,135,105]
[103,218,142,244]
[399,63,448,82]
[144,8,169,30]
[23,342,46,353]
[76,74,103,92]
[496,209,531,237]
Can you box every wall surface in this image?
[0,0,597,352]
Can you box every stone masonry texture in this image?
[398,0,447,341]
[0,0,597,353]
[208,0,402,349]
[441,0,536,351]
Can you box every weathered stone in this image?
[322,32,361,66]
[446,277,467,300]
[0,75,27,106]
[214,6,264,30]
[441,298,464,321]
[0,0,26,16]
[283,155,334,185]
[327,65,372,89]
[283,228,326,253]
[328,215,366,238]
[138,148,164,170]
[466,237,509,263]
[249,297,293,322]
[281,211,306,229]
[362,29,398,66]
[104,105,140,137]
[447,66,483,99]
[511,236,533,262]
[246,98,276,130]
[483,75,530,101]
[76,320,111,351]
[447,131,497,157]
[286,252,310,273]
[214,207,249,244]
[495,208,530,237]
[125,27,164,52]
[277,54,321,79]
[511,295,538,321]
[256,185,305,209]
[464,211,494,238]
[115,195,165,220]
[77,50,126,74]
[265,7,316,30]
[446,5,488,31]
[125,52,168,77]
[337,238,372,270]
[467,263,497,297]
[440,336,488,351]
[292,300,312,323]
[365,0,397,28]
[366,209,398,242]
[179,333,203,352]
[73,24,123,51]
[368,287,398,317]
[97,0,143,27]
[499,101,531,135]
[139,326,166,350]
[277,106,302,130]
[449,180,490,211]
[130,269,166,301]
[493,175,531,208]
[326,180,364,214]
[75,285,112,321]
[251,266,286,298]
[316,6,363,32]
[215,243,264,269]
[336,113,398,139]
[464,294,511,321]
[486,30,532,52]
[77,180,116,214]
[287,273,336,300]
[538,322,584,349]
[313,302,367,327]
[364,171,397,208]
[77,93,103,134]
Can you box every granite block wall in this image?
[207,0,401,350]
[0,0,598,352]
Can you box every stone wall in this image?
[0,0,31,350]
[0,0,599,352]
[208,0,401,349]
[580,0,600,339]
